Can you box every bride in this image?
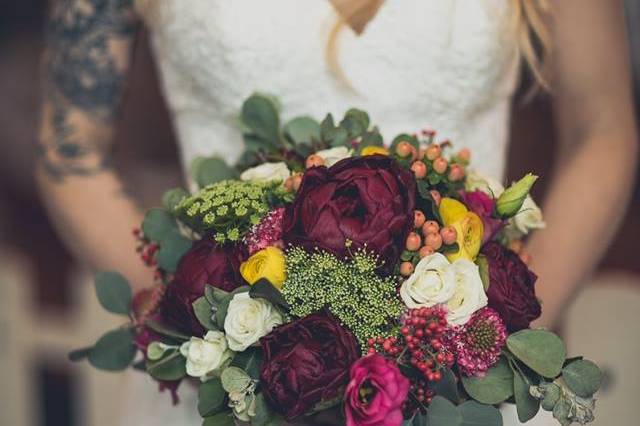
[37,0,637,425]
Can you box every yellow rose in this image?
[361,146,389,156]
[240,247,286,289]
[439,198,484,262]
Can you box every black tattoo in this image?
[40,0,138,181]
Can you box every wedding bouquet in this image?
[71,94,602,426]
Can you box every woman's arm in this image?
[37,0,154,291]
[529,0,638,328]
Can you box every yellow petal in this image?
[361,146,389,156]
[446,212,484,262]
[439,198,469,225]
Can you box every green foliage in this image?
[426,397,503,426]
[249,278,290,312]
[461,357,514,404]
[162,187,189,213]
[94,271,132,315]
[506,329,566,378]
[145,319,190,341]
[283,116,321,145]
[176,180,277,244]
[156,232,192,272]
[68,347,92,362]
[191,156,239,188]
[513,368,540,423]
[146,349,187,381]
[282,247,403,347]
[428,368,460,404]
[198,378,227,417]
[88,328,137,371]
[561,359,602,397]
[202,412,235,426]
[141,207,193,273]
[241,94,281,150]
[230,347,263,380]
[193,296,218,331]
[252,393,278,426]
[221,367,252,393]
[476,254,491,291]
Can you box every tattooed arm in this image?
[37,0,154,291]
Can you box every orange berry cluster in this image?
[395,139,468,183]
[399,212,458,277]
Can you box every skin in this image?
[37,0,638,324]
[529,0,638,328]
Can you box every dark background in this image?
[0,1,638,425]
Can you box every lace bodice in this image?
[139,0,520,181]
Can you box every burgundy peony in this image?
[259,311,359,421]
[161,239,245,335]
[344,354,410,426]
[283,155,416,275]
[481,241,541,331]
[459,191,504,243]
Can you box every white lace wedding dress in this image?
[121,0,553,424]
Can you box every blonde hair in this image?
[327,0,553,92]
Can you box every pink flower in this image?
[446,307,507,377]
[244,207,285,255]
[344,354,410,426]
[459,191,504,243]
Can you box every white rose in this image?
[224,293,283,352]
[445,259,488,326]
[180,330,232,378]
[316,146,352,167]
[512,196,545,235]
[400,253,456,308]
[240,162,290,183]
[465,170,505,197]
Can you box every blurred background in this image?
[0,1,639,425]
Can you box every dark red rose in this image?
[481,241,541,331]
[459,191,504,243]
[260,311,359,421]
[283,155,416,275]
[161,239,245,335]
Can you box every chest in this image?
[143,0,519,120]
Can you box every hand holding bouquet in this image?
[71,94,602,426]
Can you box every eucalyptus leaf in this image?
[147,341,177,361]
[462,357,514,404]
[426,396,462,426]
[94,271,132,315]
[68,347,92,362]
[202,411,235,426]
[459,401,503,426]
[156,232,192,273]
[162,188,189,213]
[230,347,263,380]
[284,116,320,145]
[513,369,540,423]
[252,393,275,426]
[192,156,239,188]
[561,359,602,397]
[205,285,229,306]
[249,278,289,312]
[241,94,280,146]
[507,329,566,378]
[88,328,137,371]
[142,208,177,242]
[193,296,218,331]
[428,368,459,404]
[198,378,226,417]
[145,319,190,341]
[320,114,336,142]
[146,350,187,381]
[221,366,252,393]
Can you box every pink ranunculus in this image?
[459,191,504,243]
[344,354,410,426]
